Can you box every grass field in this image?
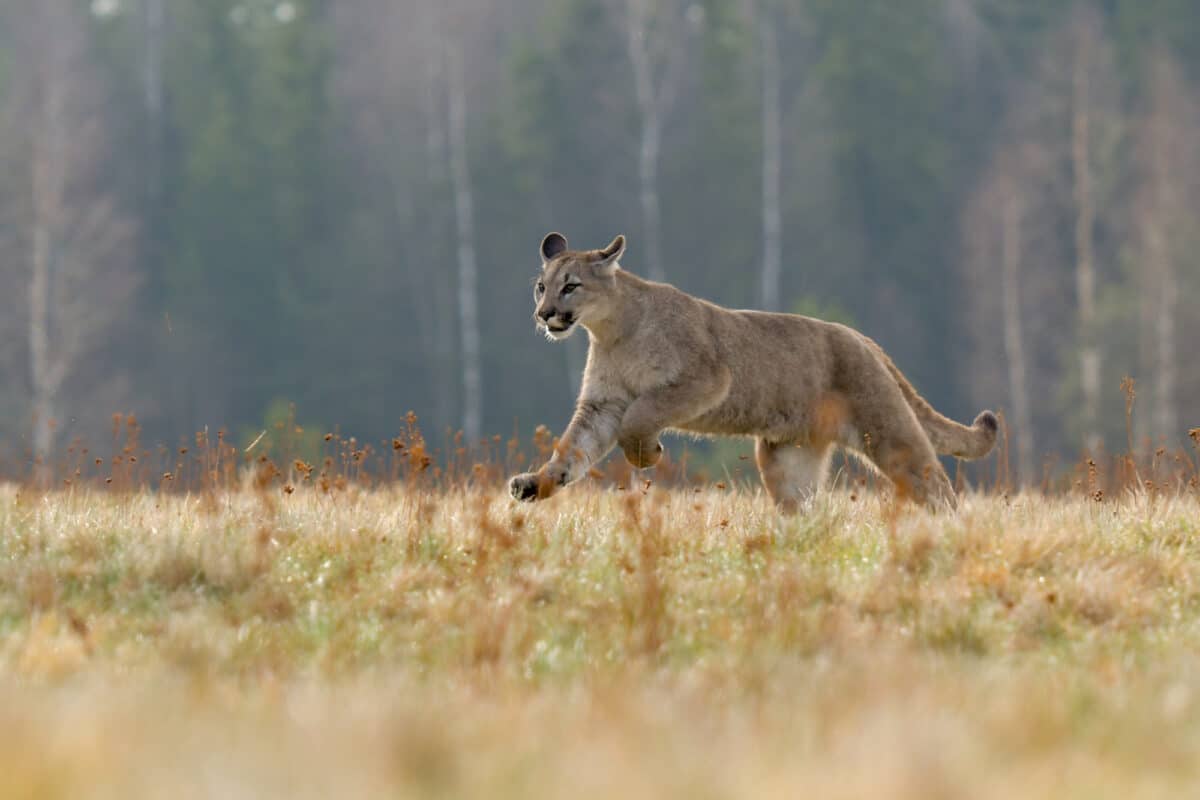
[2,479,1200,798]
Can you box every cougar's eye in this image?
[561,283,580,296]
[535,282,545,296]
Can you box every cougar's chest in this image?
[585,339,671,399]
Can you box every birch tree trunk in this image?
[626,0,689,283]
[627,0,665,282]
[419,4,457,433]
[1153,233,1177,443]
[142,0,165,214]
[1133,173,1176,447]
[759,14,782,312]
[445,44,482,443]
[22,0,138,476]
[636,116,664,282]
[1000,191,1032,485]
[1070,24,1100,453]
[30,197,57,468]
[1135,48,1193,446]
[29,5,68,471]
[1135,220,1156,447]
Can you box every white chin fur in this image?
[542,324,576,341]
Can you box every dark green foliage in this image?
[157,0,334,433]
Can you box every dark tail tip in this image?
[975,410,999,435]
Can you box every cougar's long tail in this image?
[870,343,999,459]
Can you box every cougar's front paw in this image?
[620,437,664,469]
[509,472,543,502]
[510,469,565,502]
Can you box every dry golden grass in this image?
[1,481,1199,798]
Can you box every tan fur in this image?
[509,233,998,512]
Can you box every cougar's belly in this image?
[676,387,812,440]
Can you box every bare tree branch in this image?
[12,0,140,469]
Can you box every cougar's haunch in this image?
[508,233,998,512]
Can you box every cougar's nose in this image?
[538,308,555,322]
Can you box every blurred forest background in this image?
[0,0,1197,484]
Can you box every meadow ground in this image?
[1,480,1199,798]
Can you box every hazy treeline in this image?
[0,0,1197,481]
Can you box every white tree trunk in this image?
[423,10,446,188]
[1133,161,1176,448]
[1000,192,1032,486]
[626,0,689,283]
[29,7,68,471]
[142,0,164,208]
[21,0,138,473]
[1135,217,1176,451]
[445,45,482,443]
[1154,237,1177,443]
[759,15,782,312]
[637,118,664,282]
[627,0,664,282]
[401,4,440,359]
[30,210,56,469]
[1071,30,1100,453]
[421,5,460,435]
[1138,49,1189,446]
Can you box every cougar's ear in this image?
[540,232,568,263]
[594,234,626,275]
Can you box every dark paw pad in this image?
[509,473,541,502]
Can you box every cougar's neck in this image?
[582,269,647,348]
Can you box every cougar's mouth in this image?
[541,315,576,340]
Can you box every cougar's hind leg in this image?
[862,423,956,511]
[839,366,957,511]
[755,439,831,514]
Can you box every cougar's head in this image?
[532,232,625,341]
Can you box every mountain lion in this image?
[508,233,997,512]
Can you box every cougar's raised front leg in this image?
[509,396,626,501]
[618,366,732,468]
